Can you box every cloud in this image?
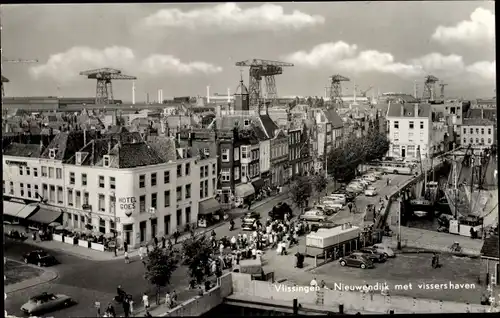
[283,41,495,81]
[431,7,495,45]
[140,55,223,75]
[140,3,325,32]
[30,46,222,81]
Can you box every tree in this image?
[289,176,313,211]
[144,247,179,305]
[182,233,213,286]
[312,174,328,194]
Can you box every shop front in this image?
[26,206,63,229]
[3,200,39,224]
[197,197,222,228]
[234,183,255,207]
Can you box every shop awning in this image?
[27,208,62,224]
[198,198,221,215]
[3,201,38,218]
[235,183,255,198]
[251,179,265,194]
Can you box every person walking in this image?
[123,241,128,253]
[124,251,130,264]
[122,297,130,318]
[128,295,134,315]
[153,236,158,248]
[162,236,166,249]
[142,292,149,311]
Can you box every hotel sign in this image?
[118,197,136,217]
[6,160,28,166]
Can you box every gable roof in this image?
[40,131,90,161]
[480,235,499,259]
[387,103,431,118]
[324,109,344,129]
[111,142,165,168]
[258,114,279,138]
[147,136,179,162]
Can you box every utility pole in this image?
[397,197,402,250]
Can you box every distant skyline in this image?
[2,2,495,101]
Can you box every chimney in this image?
[216,104,222,117]
[227,87,231,103]
[414,103,419,117]
[158,89,163,104]
[400,104,404,116]
[83,129,87,145]
[206,86,210,103]
[481,108,484,119]
[132,81,136,105]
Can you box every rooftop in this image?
[3,143,42,158]
[386,103,431,118]
[462,118,495,126]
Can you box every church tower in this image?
[234,76,249,111]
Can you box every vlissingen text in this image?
[274,285,321,294]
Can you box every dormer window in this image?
[49,148,57,159]
[103,155,110,167]
[244,119,250,126]
[76,152,83,165]
[203,148,210,156]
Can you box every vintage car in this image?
[21,292,75,315]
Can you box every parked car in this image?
[339,254,374,269]
[357,247,387,262]
[21,292,75,315]
[332,191,356,202]
[324,194,346,205]
[364,186,377,197]
[321,200,344,211]
[269,202,293,221]
[354,178,371,186]
[23,250,58,267]
[367,171,382,179]
[314,204,337,216]
[299,210,327,222]
[348,182,365,190]
[240,211,260,222]
[5,230,28,241]
[346,186,363,194]
[371,244,395,258]
[362,174,377,183]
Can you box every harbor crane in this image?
[235,59,293,109]
[1,58,39,97]
[422,75,439,101]
[80,68,137,104]
[358,85,373,97]
[329,74,350,109]
[439,82,448,100]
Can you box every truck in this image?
[305,224,361,258]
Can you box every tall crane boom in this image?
[80,67,137,104]
[422,75,439,101]
[236,59,293,109]
[329,74,350,110]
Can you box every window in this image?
[99,218,105,234]
[234,148,240,161]
[69,172,75,185]
[476,128,479,134]
[98,175,105,188]
[244,119,250,126]
[470,138,473,144]
[185,184,191,199]
[200,181,204,198]
[221,148,230,162]
[49,167,54,178]
[82,173,87,186]
[488,138,492,144]
[164,190,170,207]
[19,166,23,176]
[139,175,145,188]
[164,215,171,235]
[212,164,216,175]
[33,168,38,177]
[241,146,249,159]
[164,171,170,184]
[408,132,414,142]
[420,121,424,129]
[151,173,157,187]
[110,220,115,231]
[409,121,414,129]
[68,189,73,206]
[241,166,247,179]
[394,121,399,129]
[139,195,146,213]
[109,177,116,190]
[151,193,157,209]
[177,164,182,177]
[463,138,467,144]
[476,138,479,144]
[212,178,216,194]
[200,166,205,178]
[204,180,208,198]
[185,206,191,224]
[463,128,467,134]
[20,183,24,196]
[98,194,105,212]
[234,167,240,180]
[10,182,14,195]
[27,184,31,197]
[185,163,191,176]
[393,132,399,142]
[110,195,115,214]
[481,138,484,144]
[56,168,62,179]
[83,191,89,205]
[176,186,182,201]
[221,168,231,182]
[103,155,110,167]
[42,166,47,177]
[470,128,473,134]
[176,209,182,226]
[75,191,81,208]
[49,185,55,203]
[488,128,492,135]
[57,186,63,204]
[481,128,485,135]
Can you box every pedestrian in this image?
[122,298,130,318]
[153,236,158,248]
[142,292,149,310]
[139,245,146,261]
[310,277,318,287]
[171,290,178,304]
[386,178,390,186]
[105,303,116,318]
[162,236,166,249]
[124,251,130,264]
[128,295,134,315]
[123,241,128,253]
[348,202,352,213]
[165,292,172,308]
[173,230,180,244]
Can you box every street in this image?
[4,195,289,318]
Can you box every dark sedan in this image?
[339,254,374,269]
[269,202,293,221]
[23,250,58,267]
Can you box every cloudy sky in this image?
[2,2,495,101]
